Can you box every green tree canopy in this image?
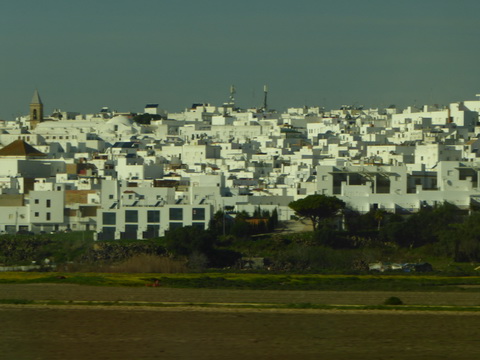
[163,226,241,269]
[164,226,215,257]
[289,194,346,230]
[380,202,461,248]
[438,210,480,262]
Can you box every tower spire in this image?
[31,89,42,105]
[29,89,44,130]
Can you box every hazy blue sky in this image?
[1,0,480,120]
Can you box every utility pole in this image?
[222,200,225,236]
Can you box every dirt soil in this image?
[1,283,480,306]
[1,284,480,360]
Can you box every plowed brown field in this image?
[2,283,480,306]
[1,284,480,360]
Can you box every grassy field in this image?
[1,271,480,291]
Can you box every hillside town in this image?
[1,88,480,240]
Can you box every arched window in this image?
[33,109,37,120]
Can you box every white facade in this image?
[2,92,480,237]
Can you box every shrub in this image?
[383,296,404,305]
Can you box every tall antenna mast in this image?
[229,85,236,105]
[263,84,268,112]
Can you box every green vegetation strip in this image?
[1,298,480,312]
[2,272,480,291]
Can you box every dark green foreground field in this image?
[3,272,480,290]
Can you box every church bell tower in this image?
[29,89,43,130]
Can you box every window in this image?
[34,199,39,204]
[192,208,205,221]
[192,222,205,230]
[5,225,16,234]
[169,222,183,230]
[125,210,138,223]
[147,225,159,233]
[102,227,115,240]
[46,213,51,221]
[125,224,138,234]
[46,200,51,208]
[34,212,39,217]
[109,194,114,199]
[146,225,160,238]
[103,212,116,225]
[147,210,160,223]
[169,208,183,221]
[123,225,138,240]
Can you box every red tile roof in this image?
[0,140,46,157]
